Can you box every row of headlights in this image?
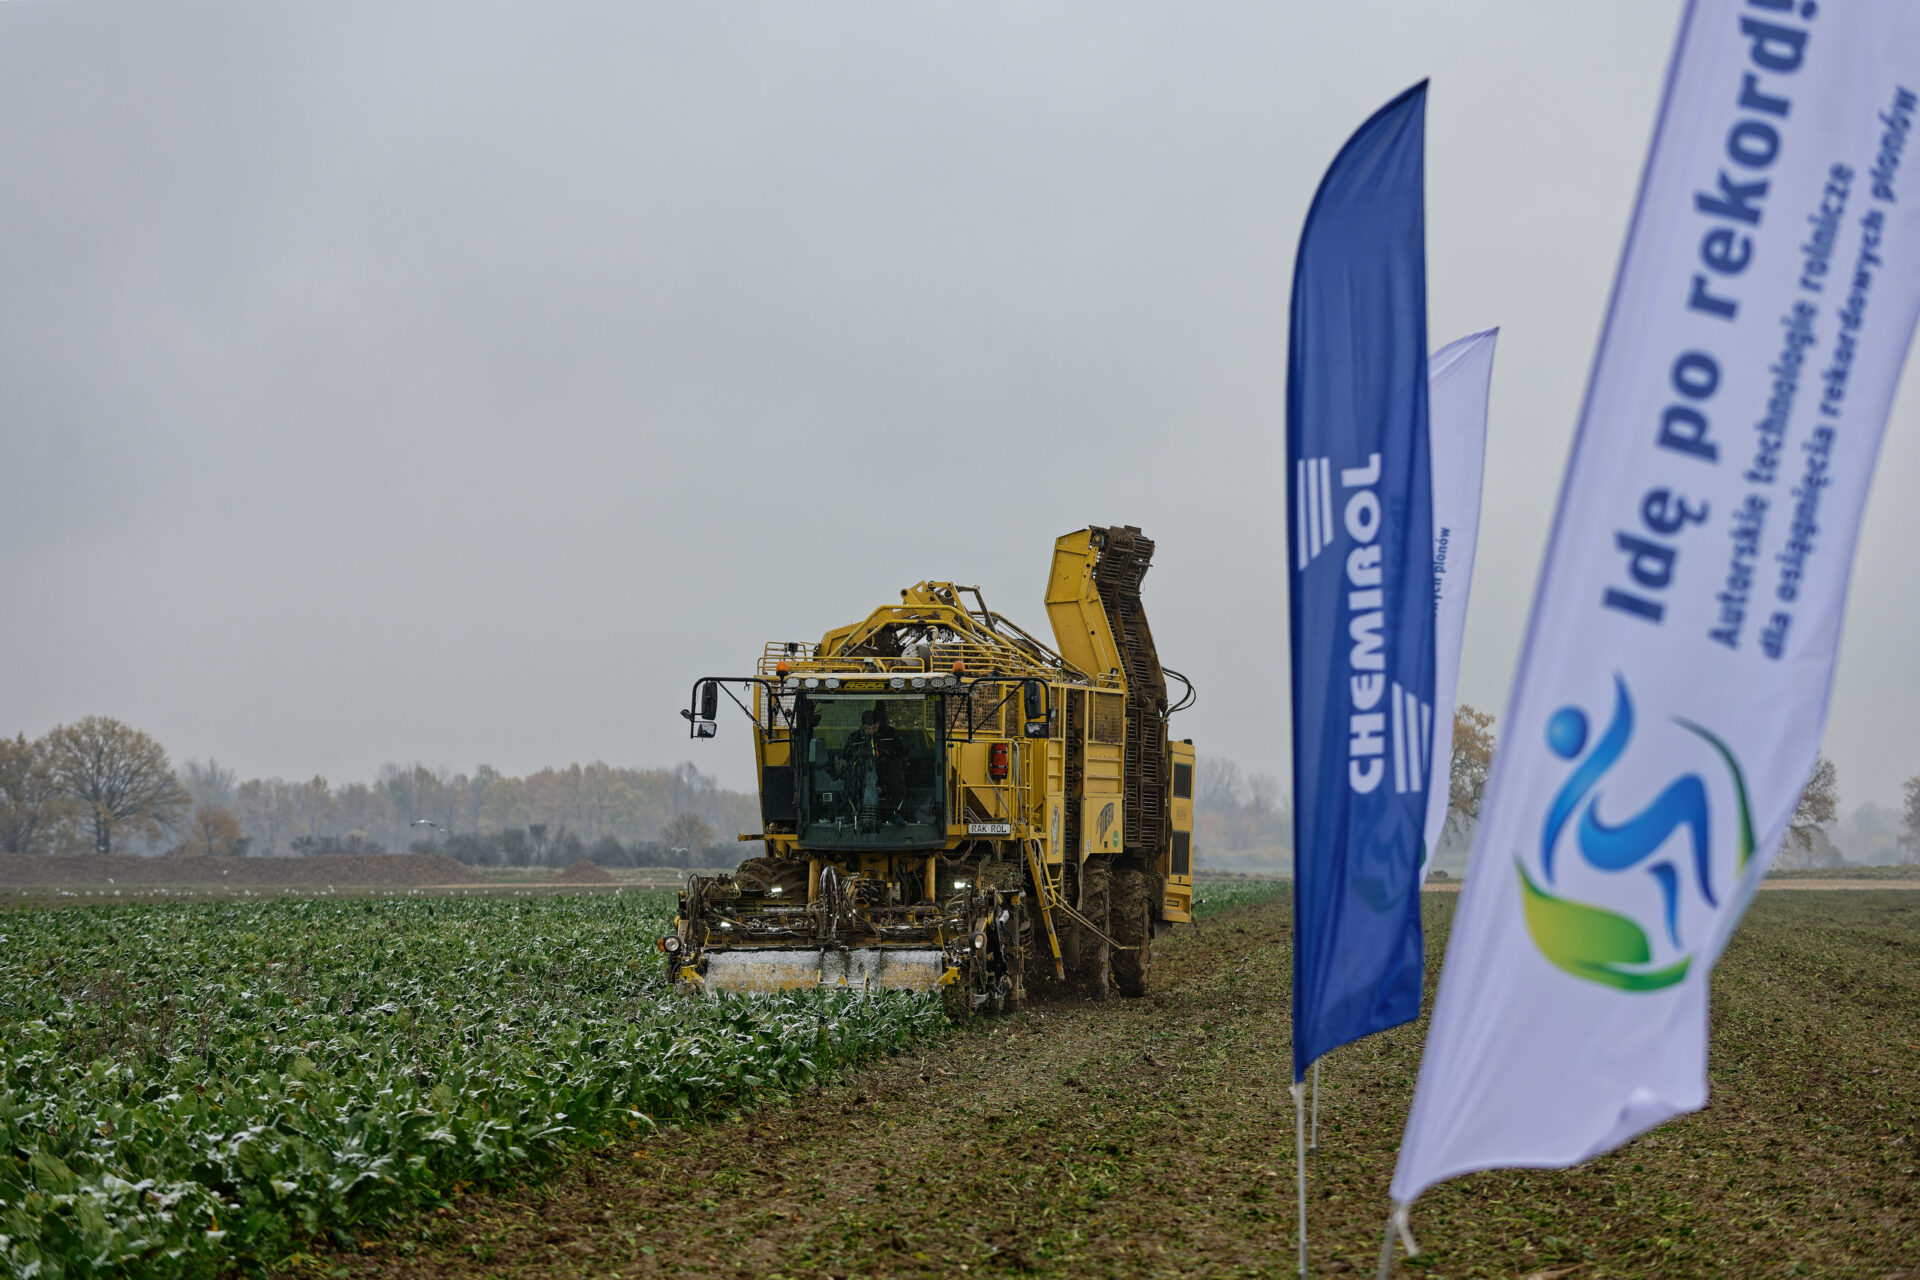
[783,673,964,691]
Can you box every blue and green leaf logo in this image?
[1519,676,1753,993]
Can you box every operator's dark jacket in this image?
[840,727,909,809]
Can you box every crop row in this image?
[0,893,944,1279]
[1191,877,1290,916]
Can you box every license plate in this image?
[966,822,1012,836]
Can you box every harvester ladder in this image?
[1022,838,1067,979]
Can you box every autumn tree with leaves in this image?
[0,734,73,855]
[1780,754,1841,869]
[44,716,191,855]
[176,804,251,857]
[1446,704,1496,842]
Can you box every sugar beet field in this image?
[4,885,1916,1279]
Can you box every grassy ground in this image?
[308,889,1918,1280]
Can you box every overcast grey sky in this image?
[3,2,1917,808]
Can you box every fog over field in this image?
[3,3,1919,828]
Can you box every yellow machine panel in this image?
[1084,796,1123,856]
[1163,739,1196,921]
[1043,529,1125,682]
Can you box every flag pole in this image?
[1374,1205,1396,1280]
[1376,1199,1418,1279]
[1291,1077,1309,1277]
[1310,1060,1320,1150]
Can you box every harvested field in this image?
[0,852,484,889]
[317,889,1920,1280]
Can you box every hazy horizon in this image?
[5,3,1918,813]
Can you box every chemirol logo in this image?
[1318,451,1433,797]
[1517,675,1754,993]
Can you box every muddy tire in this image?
[729,856,808,896]
[1072,860,1111,1001]
[1110,867,1152,997]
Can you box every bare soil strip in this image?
[309,892,1918,1280]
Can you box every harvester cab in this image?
[669,525,1196,1012]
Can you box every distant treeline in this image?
[185,758,756,861]
[1192,757,1292,854]
[7,715,1915,868]
[0,716,756,861]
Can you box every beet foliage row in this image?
[0,892,942,1278]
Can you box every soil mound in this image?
[553,859,615,884]
[0,853,484,888]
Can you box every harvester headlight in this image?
[890,676,906,689]
[804,677,820,689]
[768,885,783,895]
[972,931,987,952]
[911,676,926,689]
[953,879,970,890]
[825,678,841,689]
[785,676,801,690]
[659,935,681,954]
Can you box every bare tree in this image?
[661,811,716,854]
[44,717,191,855]
[1900,774,1920,865]
[0,733,72,855]
[1246,772,1283,820]
[1446,704,1497,842]
[181,758,238,811]
[1196,757,1244,811]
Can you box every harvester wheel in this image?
[1110,867,1152,997]
[730,856,807,897]
[1072,860,1111,1001]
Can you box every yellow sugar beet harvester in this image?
[666,525,1196,1010]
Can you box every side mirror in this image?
[1022,680,1047,720]
[684,680,723,738]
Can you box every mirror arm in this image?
[681,676,782,739]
